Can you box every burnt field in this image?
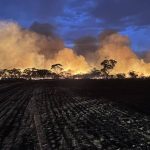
[0,79,150,150]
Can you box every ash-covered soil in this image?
[0,79,150,150]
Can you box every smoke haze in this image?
[0,21,90,74]
[0,21,149,76]
[97,32,150,75]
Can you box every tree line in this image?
[0,59,148,80]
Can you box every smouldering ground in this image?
[0,81,150,150]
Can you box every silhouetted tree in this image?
[60,70,72,79]
[36,69,51,78]
[101,59,117,78]
[0,70,3,78]
[51,64,63,75]
[8,68,21,78]
[1,69,10,78]
[129,71,138,78]
[116,73,126,79]
[89,68,101,79]
[23,68,38,79]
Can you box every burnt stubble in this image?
[0,79,150,149]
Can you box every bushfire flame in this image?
[0,21,150,76]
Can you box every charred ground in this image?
[0,79,150,149]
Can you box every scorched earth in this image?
[0,80,150,150]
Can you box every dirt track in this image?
[0,80,150,150]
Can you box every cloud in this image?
[91,0,150,28]
[0,0,68,21]
[1,0,150,52]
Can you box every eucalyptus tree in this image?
[101,59,117,78]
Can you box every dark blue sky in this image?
[0,0,150,52]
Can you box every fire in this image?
[96,33,150,76]
[0,21,149,76]
[47,48,90,74]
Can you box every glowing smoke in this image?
[141,51,150,63]
[96,31,150,75]
[73,31,150,76]
[47,48,90,74]
[0,21,150,76]
[0,21,90,74]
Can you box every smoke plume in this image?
[96,31,150,75]
[0,21,150,76]
[30,22,64,59]
[144,52,150,63]
[74,36,98,55]
[0,21,89,73]
[139,51,150,63]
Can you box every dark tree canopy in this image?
[129,71,138,78]
[101,59,117,78]
[51,64,63,74]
